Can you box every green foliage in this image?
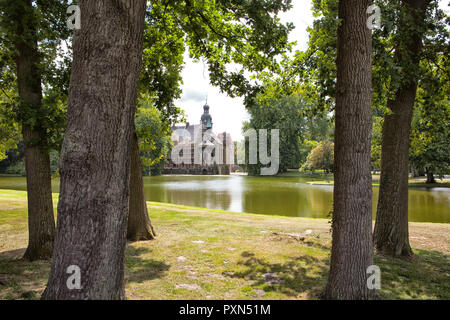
[264,0,449,115]
[140,2,186,122]
[299,139,319,168]
[147,0,294,107]
[4,160,25,175]
[409,23,450,178]
[301,141,334,173]
[282,0,449,176]
[410,96,450,178]
[0,0,71,152]
[0,90,20,160]
[135,95,173,174]
[371,116,383,170]
[245,93,333,175]
[246,94,306,175]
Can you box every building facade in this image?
[164,103,233,175]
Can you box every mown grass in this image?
[0,190,449,300]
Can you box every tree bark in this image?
[42,0,146,300]
[13,0,55,261]
[325,0,374,300]
[127,132,156,241]
[374,0,431,258]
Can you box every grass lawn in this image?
[0,189,449,300]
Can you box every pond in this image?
[0,175,448,223]
[142,175,450,223]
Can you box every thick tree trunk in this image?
[14,0,55,261]
[374,88,415,257]
[22,125,55,261]
[127,133,156,241]
[374,0,431,258]
[325,0,374,300]
[425,168,435,184]
[42,0,146,300]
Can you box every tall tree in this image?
[373,0,433,257]
[127,3,185,241]
[15,1,54,260]
[286,0,447,258]
[127,97,173,240]
[0,0,69,260]
[42,0,146,299]
[325,0,374,299]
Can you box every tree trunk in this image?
[425,168,435,184]
[325,0,374,300]
[127,132,156,241]
[374,0,431,258]
[13,0,55,261]
[42,0,146,300]
[22,125,55,261]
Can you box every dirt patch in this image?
[175,283,202,291]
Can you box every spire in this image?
[201,101,212,130]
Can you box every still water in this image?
[143,175,450,223]
[0,175,448,223]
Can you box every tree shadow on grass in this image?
[0,248,50,299]
[125,245,170,284]
[375,249,450,299]
[227,251,329,299]
[0,245,171,299]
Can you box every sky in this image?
[173,0,449,141]
[174,1,315,141]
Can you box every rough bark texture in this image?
[127,132,156,241]
[14,0,55,261]
[42,0,146,300]
[325,0,374,300]
[374,0,431,258]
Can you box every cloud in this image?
[179,87,207,103]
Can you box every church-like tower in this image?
[200,103,213,133]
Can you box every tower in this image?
[200,103,213,134]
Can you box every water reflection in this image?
[143,175,450,223]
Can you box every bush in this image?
[5,161,26,176]
[301,141,334,173]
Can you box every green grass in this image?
[0,190,449,300]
